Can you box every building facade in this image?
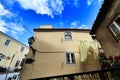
[0,31,29,75]
[21,26,101,80]
[90,0,120,58]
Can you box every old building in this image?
[21,25,101,80]
[0,31,29,79]
[90,0,120,58]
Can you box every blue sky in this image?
[0,0,103,45]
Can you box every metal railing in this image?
[30,67,120,80]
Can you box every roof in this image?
[90,0,115,35]
[0,31,29,47]
[34,28,91,32]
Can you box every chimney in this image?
[40,25,52,29]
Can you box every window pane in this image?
[66,53,70,64]
[25,58,34,64]
[64,32,72,40]
[71,53,76,64]
[4,39,11,46]
[115,17,120,27]
[15,60,20,67]
[20,47,24,52]
[110,23,120,36]
[66,52,76,64]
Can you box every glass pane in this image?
[4,40,11,46]
[15,60,20,67]
[66,53,70,64]
[71,53,76,64]
[115,17,120,27]
[110,23,120,36]
[20,47,24,52]
[65,32,72,39]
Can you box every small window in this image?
[66,52,76,64]
[109,16,120,40]
[64,32,72,40]
[15,60,20,67]
[20,59,25,66]
[20,47,24,52]
[0,53,5,58]
[91,35,97,41]
[25,58,34,64]
[4,39,11,46]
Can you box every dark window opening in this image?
[15,60,20,67]
[115,16,120,27]
[66,52,76,64]
[64,32,72,40]
[25,58,34,64]
[20,47,24,52]
[4,39,11,46]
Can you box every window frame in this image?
[4,39,11,46]
[15,60,20,67]
[66,52,76,65]
[0,54,4,63]
[108,16,120,42]
[20,47,24,52]
[64,31,72,40]
[25,58,34,64]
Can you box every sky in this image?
[0,0,104,45]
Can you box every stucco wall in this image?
[21,30,100,79]
[95,0,120,57]
[0,32,29,68]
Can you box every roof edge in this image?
[0,31,29,47]
[34,28,91,32]
[90,0,115,35]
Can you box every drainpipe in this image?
[5,53,15,80]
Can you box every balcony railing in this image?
[30,67,120,80]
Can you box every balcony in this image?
[30,67,120,80]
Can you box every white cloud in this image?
[70,21,80,28]
[74,0,80,7]
[63,0,80,8]
[79,25,89,29]
[70,21,89,29]
[0,20,25,36]
[8,23,24,32]
[17,0,64,18]
[87,0,104,6]
[98,0,104,3]
[0,3,25,38]
[0,4,13,18]
[87,0,94,6]
[0,20,8,33]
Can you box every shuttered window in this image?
[66,52,76,64]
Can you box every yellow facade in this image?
[21,28,100,80]
[0,31,29,69]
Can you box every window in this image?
[4,39,11,46]
[109,16,120,40]
[20,59,25,66]
[0,54,3,63]
[0,53,5,58]
[20,47,24,52]
[15,60,20,67]
[25,58,34,64]
[64,32,72,40]
[91,35,97,41]
[66,52,76,64]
